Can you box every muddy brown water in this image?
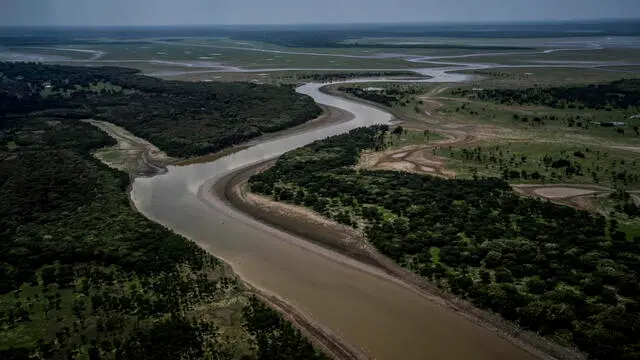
[131,82,537,360]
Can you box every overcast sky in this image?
[1,0,638,26]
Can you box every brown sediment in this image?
[84,119,173,177]
[513,184,614,212]
[245,283,367,360]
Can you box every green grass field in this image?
[435,141,640,188]
[435,93,640,144]
[174,37,536,57]
[386,128,446,147]
[16,42,433,69]
[461,67,640,88]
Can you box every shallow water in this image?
[131,75,538,359]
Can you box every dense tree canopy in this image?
[250,126,640,360]
[0,61,322,157]
[452,79,640,110]
[0,63,326,359]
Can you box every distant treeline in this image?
[338,85,422,107]
[229,31,534,49]
[0,36,153,46]
[452,79,640,110]
[296,71,423,82]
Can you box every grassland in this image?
[448,48,640,64]
[338,79,640,145]
[434,141,640,188]
[435,96,640,143]
[334,76,640,228]
[460,67,640,88]
[1,46,96,60]
[176,36,534,56]
[10,42,432,69]
[386,127,446,147]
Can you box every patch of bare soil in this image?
[358,138,468,179]
[247,285,366,360]
[84,119,173,176]
[533,187,596,199]
[391,151,408,158]
[612,146,640,153]
[375,160,418,172]
[513,184,613,212]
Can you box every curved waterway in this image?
[131,72,539,359]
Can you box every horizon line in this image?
[2,17,640,28]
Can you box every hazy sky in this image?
[1,0,638,26]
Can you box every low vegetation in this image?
[453,79,640,110]
[435,142,640,187]
[249,126,640,360]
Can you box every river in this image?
[131,72,541,359]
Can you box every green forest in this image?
[338,85,423,108]
[452,79,640,110]
[249,126,640,360]
[0,63,327,359]
[0,62,321,158]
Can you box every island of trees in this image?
[294,71,424,83]
[452,79,640,110]
[249,126,640,360]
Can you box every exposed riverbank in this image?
[221,158,582,360]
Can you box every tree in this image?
[525,276,547,294]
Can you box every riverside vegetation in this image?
[0,63,326,359]
[0,62,321,158]
[249,126,640,360]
